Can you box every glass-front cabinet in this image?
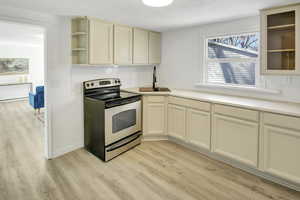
[261,4,300,75]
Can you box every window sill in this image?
[195,83,281,95]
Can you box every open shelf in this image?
[261,5,300,74]
[268,24,295,30]
[266,10,296,71]
[72,48,87,51]
[267,11,295,27]
[72,17,88,33]
[72,50,88,64]
[72,32,88,36]
[268,49,295,53]
[72,17,89,64]
[267,50,295,70]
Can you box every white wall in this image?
[159,16,300,103]
[0,43,44,99]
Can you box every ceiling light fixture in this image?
[142,0,174,7]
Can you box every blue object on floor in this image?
[29,86,44,110]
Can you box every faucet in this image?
[152,66,158,91]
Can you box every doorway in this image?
[0,20,48,158]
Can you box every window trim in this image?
[203,32,261,88]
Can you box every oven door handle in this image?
[106,134,141,152]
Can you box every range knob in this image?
[91,82,94,86]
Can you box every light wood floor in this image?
[0,100,300,200]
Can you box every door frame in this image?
[0,17,52,159]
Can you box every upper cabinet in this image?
[89,19,113,65]
[114,25,133,65]
[72,17,89,64]
[71,17,161,66]
[149,31,162,64]
[133,28,149,64]
[261,4,300,75]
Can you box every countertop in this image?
[122,88,300,118]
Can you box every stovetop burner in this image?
[89,91,140,102]
[83,78,141,108]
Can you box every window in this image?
[204,33,259,87]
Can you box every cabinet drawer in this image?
[263,112,300,131]
[168,96,210,112]
[147,96,165,103]
[214,104,259,122]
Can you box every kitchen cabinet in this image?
[89,19,114,65]
[71,17,113,65]
[167,104,186,140]
[212,104,259,167]
[167,96,211,147]
[134,89,300,189]
[133,28,149,64]
[142,96,167,138]
[186,108,211,150]
[261,112,300,184]
[71,17,162,65]
[260,4,300,75]
[144,94,300,177]
[114,25,133,65]
[149,31,161,64]
[71,17,89,64]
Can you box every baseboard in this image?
[0,97,28,102]
[165,135,300,192]
[142,134,168,141]
[51,143,83,159]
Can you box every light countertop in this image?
[122,87,300,118]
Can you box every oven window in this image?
[112,109,136,133]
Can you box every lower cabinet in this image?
[142,96,166,137]
[142,94,300,188]
[167,104,186,140]
[212,105,259,168]
[261,113,300,184]
[186,108,211,150]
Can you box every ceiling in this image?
[0,21,44,46]
[0,0,300,31]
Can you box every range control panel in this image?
[84,78,121,89]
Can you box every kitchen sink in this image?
[139,87,171,92]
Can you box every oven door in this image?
[105,101,141,145]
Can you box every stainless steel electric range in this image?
[83,78,142,161]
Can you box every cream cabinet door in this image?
[89,19,113,65]
[262,125,300,184]
[167,104,186,140]
[133,28,149,64]
[114,25,133,65]
[149,31,161,64]
[212,114,259,167]
[186,108,211,150]
[143,96,166,136]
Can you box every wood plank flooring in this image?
[0,100,300,200]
